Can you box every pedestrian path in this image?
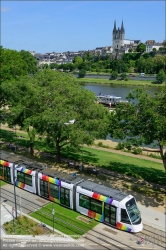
[0,203,13,236]
[138,203,165,231]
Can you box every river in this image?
[82,83,162,146]
[83,83,162,99]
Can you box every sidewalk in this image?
[138,203,165,232]
[0,202,85,248]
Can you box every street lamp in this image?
[13,165,20,219]
[52,203,55,234]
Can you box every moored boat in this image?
[96,94,128,107]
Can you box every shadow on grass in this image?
[151,80,162,85]
[0,129,55,153]
[61,148,99,164]
[102,161,166,186]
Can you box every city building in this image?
[145,40,164,52]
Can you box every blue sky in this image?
[1,1,165,54]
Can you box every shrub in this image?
[115,142,125,150]
[125,77,129,81]
[78,69,86,78]
[32,226,43,235]
[124,142,132,151]
[120,73,127,80]
[149,153,162,159]
[111,71,118,79]
[97,142,103,147]
[132,147,142,155]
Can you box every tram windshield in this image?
[126,198,141,225]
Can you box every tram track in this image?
[135,224,166,248]
[0,188,132,250]
[0,187,46,214]
[1,187,165,249]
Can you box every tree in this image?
[20,50,38,74]
[0,47,28,83]
[128,48,133,53]
[78,69,86,78]
[156,69,166,83]
[111,71,118,79]
[2,70,109,161]
[108,87,166,171]
[73,56,83,69]
[33,70,109,161]
[1,76,40,154]
[120,73,127,80]
[49,63,59,70]
[136,43,146,53]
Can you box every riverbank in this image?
[77,77,161,87]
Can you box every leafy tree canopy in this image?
[136,43,146,53]
[108,87,166,171]
[0,47,38,83]
[2,69,109,161]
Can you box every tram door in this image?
[104,203,116,226]
[40,179,49,198]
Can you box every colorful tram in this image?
[0,150,143,233]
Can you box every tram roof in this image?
[0,151,23,163]
[14,160,46,171]
[41,168,82,184]
[0,150,46,171]
[80,180,127,201]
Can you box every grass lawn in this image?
[30,203,98,238]
[0,180,6,186]
[61,146,166,186]
[77,77,161,87]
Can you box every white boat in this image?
[96,94,128,106]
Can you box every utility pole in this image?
[13,166,18,219]
[52,203,55,234]
[20,193,22,216]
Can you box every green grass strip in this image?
[30,203,98,238]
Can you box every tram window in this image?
[4,167,11,182]
[40,180,48,197]
[60,187,70,207]
[90,198,102,214]
[17,171,24,183]
[50,183,58,199]
[79,194,90,209]
[121,209,131,224]
[25,174,32,186]
[17,172,32,186]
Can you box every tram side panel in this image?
[0,159,14,184]
[37,173,74,209]
[76,186,135,233]
[14,164,37,193]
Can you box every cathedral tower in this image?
[112,20,125,49]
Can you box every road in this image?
[74,74,156,81]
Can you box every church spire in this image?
[121,20,125,32]
[113,20,116,31]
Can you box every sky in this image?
[1,0,166,54]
